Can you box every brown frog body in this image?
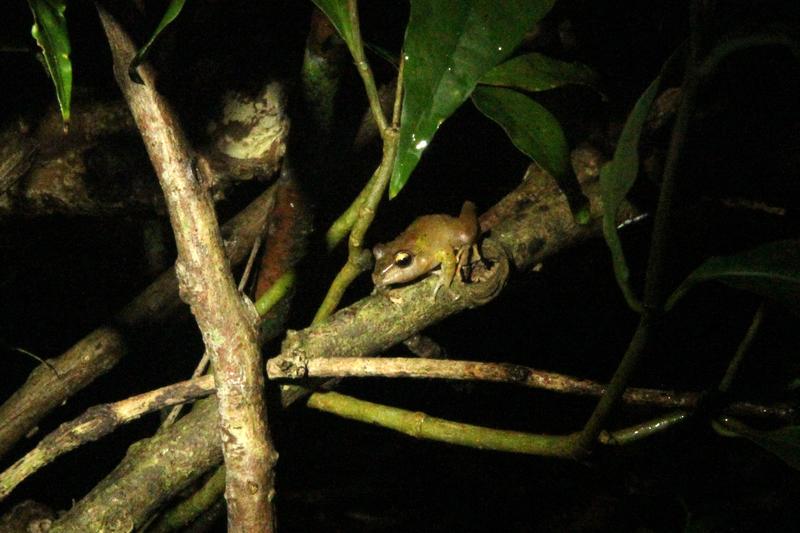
[372,201,480,296]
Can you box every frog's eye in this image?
[393,251,413,268]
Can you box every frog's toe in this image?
[432,280,443,299]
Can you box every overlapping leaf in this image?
[390,0,555,197]
[480,52,601,94]
[472,86,569,182]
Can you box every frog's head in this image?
[372,243,434,288]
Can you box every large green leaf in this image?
[480,52,601,94]
[311,0,356,54]
[389,0,555,198]
[471,86,569,182]
[28,0,72,126]
[129,0,186,83]
[667,240,800,313]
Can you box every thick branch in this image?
[98,8,275,531]
[48,399,222,532]
[0,182,274,461]
[0,375,216,501]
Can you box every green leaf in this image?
[715,419,800,472]
[480,52,602,95]
[389,0,556,198]
[746,426,800,471]
[28,0,72,126]
[701,30,800,78]
[667,240,800,313]
[472,86,569,181]
[599,78,661,312]
[311,0,357,54]
[599,45,685,312]
[129,0,186,84]
[471,85,589,221]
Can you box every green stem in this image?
[325,172,376,250]
[254,271,296,317]
[307,391,578,457]
[391,55,405,127]
[719,303,766,393]
[575,2,704,455]
[314,132,399,324]
[576,317,652,451]
[149,465,226,533]
[325,12,404,252]
[347,0,388,136]
[599,411,689,445]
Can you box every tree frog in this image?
[372,201,481,297]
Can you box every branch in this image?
[306,391,577,456]
[0,98,163,217]
[97,7,275,531]
[0,180,274,460]
[347,0,388,136]
[149,465,226,533]
[719,303,766,393]
[0,375,216,501]
[313,134,399,322]
[0,86,287,217]
[8,147,632,526]
[599,411,690,445]
[48,399,222,532]
[7,343,790,501]
[267,356,793,420]
[282,156,633,405]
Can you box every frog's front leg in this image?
[432,250,458,299]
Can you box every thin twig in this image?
[391,55,405,128]
[239,234,264,292]
[324,1,399,251]
[160,351,212,430]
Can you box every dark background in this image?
[1,1,800,531]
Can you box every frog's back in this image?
[407,213,466,249]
